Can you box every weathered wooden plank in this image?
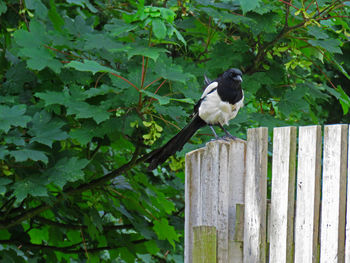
[217,142,230,263]
[294,125,322,263]
[185,148,205,263]
[228,140,246,263]
[192,226,217,263]
[235,202,273,243]
[345,125,350,263]
[234,203,244,242]
[186,140,246,263]
[201,141,220,226]
[269,126,297,263]
[320,124,348,263]
[244,127,268,263]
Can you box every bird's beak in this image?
[234,75,243,83]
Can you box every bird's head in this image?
[222,68,243,83]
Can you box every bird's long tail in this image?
[146,114,206,170]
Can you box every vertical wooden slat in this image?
[345,125,350,263]
[269,126,297,263]
[228,140,246,263]
[193,226,217,263]
[185,140,246,263]
[244,127,268,263]
[185,148,204,263]
[320,124,348,263]
[201,141,219,226]
[217,142,229,263]
[294,125,322,263]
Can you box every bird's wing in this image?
[201,81,218,99]
[193,81,218,114]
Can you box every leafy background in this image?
[0,0,349,262]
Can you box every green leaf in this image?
[154,105,187,121]
[153,218,179,248]
[66,101,110,124]
[141,90,170,105]
[154,57,193,83]
[64,59,119,75]
[308,39,342,54]
[12,176,48,203]
[47,157,89,188]
[14,21,46,47]
[141,90,194,105]
[84,84,116,98]
[28,228,49,244]
[0,229,11,240]
[69,121,104,146]
[239,0,260,14]
[35,89,110,124]
[0,2,7,15]
[160,8,176,23]
[29,111,69,147]
[172,26,186,46]
[10,149,49,164]
[48,0,64,31]
[127,46,167,61]
[277,88,308,116]
[0,146,9,160]
[336,85,350,114]
[0,178,12,195]
[152,19,167,39]
[330,57,350,80]
[19,47,62,73]
[0,105,31,133]
[105,19,138,36]
[308,26,329,39]
[67,230,82,243]
[25,0,48,19]
[144,240,160,255]
[84,33,121,51]
[35,89,70,106]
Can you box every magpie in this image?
[146,68,244,170]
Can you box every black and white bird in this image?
[146,68,244,170]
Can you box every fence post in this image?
[294,125,322,263]
[185,140,246,263]
[320,124,348,263]
[269,126,297,263]
[244,127,268,263]
[345,125,350,263]
[192,226,217,263]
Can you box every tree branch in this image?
[0,148,153,230]
[247,0,341,74]
[0,238,147,254]
[34,217,133,231]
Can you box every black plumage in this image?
[146,68,244,170]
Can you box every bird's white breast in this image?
[198,90,244,126]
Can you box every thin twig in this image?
[94,72,107,88]
[153,79,167,95]
[278,0,299,10]
[149,113,181,130]
[143,77,162,90]
[80,228,89,260]
[110,72,139,91]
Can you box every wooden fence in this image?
[185,125,350,263]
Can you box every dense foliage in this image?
[0,0,349,262]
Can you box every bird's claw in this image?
[223,134,237,140]
[211,136,234,142]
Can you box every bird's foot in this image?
[222,134,237,140]
[211,136,230,142]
